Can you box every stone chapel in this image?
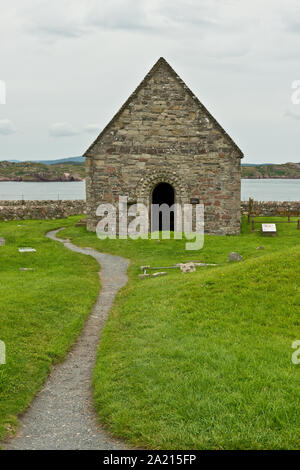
[85,57,243,235]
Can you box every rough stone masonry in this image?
[85,57,243,235]
[0,200,86,221]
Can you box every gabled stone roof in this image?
[85,57,243,158]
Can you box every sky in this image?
[0,0,300,163]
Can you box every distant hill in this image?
[36,156,85,165]
[0,160,85,182]
[242,162,300,179]
[1,157,300,181]
[242,163,275,167]
[1,156,85,165]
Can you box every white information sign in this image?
[262,223,277,233]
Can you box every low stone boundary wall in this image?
[0,200,86,221]
[1,199,299,221]
[241,201,300,216]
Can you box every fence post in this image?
[248,197,254,224]
[251,218,255,232]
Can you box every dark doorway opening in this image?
[151,182,175,231]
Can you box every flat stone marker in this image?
[228,252,243,262]
[18,247,36,253]
[262,223,277,236]
[0,237,5,246]
[139,273,150,280]
[180,262,196,273]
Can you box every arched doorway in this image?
[151,182,175,231]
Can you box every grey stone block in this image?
[228,252,243,262]
[139,274,150,280]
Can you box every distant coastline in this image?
[0,160,85,182]
[242,162,300,179]
[1,158,300,181]
[242,176,300,179]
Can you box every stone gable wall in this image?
[86,61,242,235]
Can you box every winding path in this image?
[4,228,129,450]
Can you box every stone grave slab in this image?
[18,247,36,253]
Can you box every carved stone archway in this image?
[137,170,188,205]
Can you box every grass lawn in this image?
[60,216,300,449]
[0,217,99,442]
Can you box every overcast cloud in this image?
[49,122,80,137]
[0,119,16,135]
[0,0,300,162]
